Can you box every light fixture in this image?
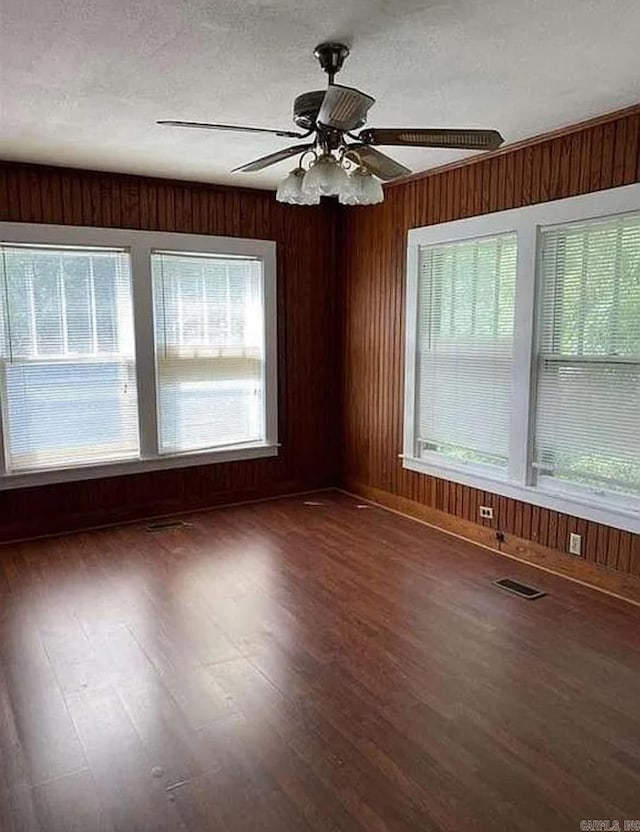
[276,167,320,205]
[340,166,384,205]
[275,148,384,206]
[302,154,352,198]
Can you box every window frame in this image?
[404,183,640,534]
[0,223,278,491]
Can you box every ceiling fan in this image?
[158,43,504,206]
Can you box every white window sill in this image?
[403,455,640,535]
[0,443,279,492]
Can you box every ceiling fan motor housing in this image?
[293,91,326,130]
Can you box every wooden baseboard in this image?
[0,485,337,546]
[339,483,640,608]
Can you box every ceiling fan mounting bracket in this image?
[313,42,350,83]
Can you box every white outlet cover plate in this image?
[569,533,582,556]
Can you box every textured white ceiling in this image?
[1,0,639,190]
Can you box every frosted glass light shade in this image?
[340,167,384,205]
[276,169,303,203]
[277,158,384,206]
[302,155,352,198]
[276,168,320,205]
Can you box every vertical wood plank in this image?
[589,124,605,191]
[599,121,616,189]
[612,119,628,187]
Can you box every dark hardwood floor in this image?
[1,491,639,832]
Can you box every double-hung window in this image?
[534,214,640,497]
[152,252,265,455]
[415,233,516,470]
[0,245,138,472]
[0,225,277,489]
[404,183,640,533]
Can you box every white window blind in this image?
[0,245,138,472]
[152,252,265,455]
[416,233,517,467]
[534,212,640,496]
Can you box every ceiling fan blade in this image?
[359,128,504,150]
[317,85,375,132]
[232,143,314,173]
[157,120,306,139]
[347,144,411,181]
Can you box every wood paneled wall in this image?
[340,106,640,577]
[2,107,639,576]
[0,163,339,541]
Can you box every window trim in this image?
[404,183,640,535]
[0,223,278,491]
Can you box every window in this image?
[416,233,516,470]
[404,184,640,533]
[152,252,265,455]
[0,225,277,489]
[0,245,138,471]
[534,214,640,497]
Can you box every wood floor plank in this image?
[0,491,639,831]
[0,782,41,832]
[0,614,87,786]
[31,768,112,832]
[64,685,187,832]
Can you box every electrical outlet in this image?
[569,533,582,557]
[479,506,493,519]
